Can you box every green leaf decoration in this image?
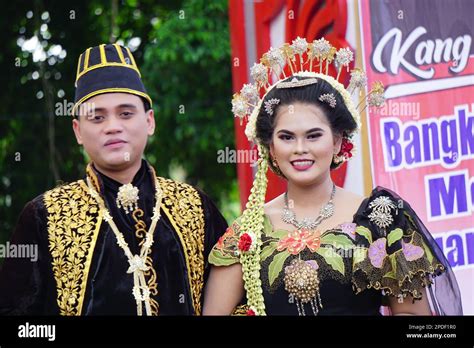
[260,242,278,262]
[389,253,398,275]
[264,215,291,239]
[353,247,367,265]
[208,249,239,267]
[317,247,345,275]
[267,229,290,239]
[320,233,354,249]
[263,215,273,233]
[387,228,403,247]
[404,211,417,226]
[268,250,290,286]
[355,226,373,244]
[383,270,397,280]
[422,241,434,264]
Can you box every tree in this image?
[141,0,237,218]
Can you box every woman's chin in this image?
[285,171,320,186]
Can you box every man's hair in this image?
[141,97,152,112]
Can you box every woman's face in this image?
[270,102,341,186]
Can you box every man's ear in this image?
[146,109,155,136]
[72,118,83,145]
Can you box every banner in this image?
[359,0,474,313]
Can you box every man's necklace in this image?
[86,176,163,316]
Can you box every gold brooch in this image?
[116,183,139,214]
[284,258,323,316]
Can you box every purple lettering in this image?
[466,232,474,265]
[404,125,421,164]
[384,121,402,167]
[428,174,468,217]
[441,119,459,165]
[446,234,464,267]
[422,122,440,161]
[458,107,474,156]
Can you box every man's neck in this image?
[93,160,143,185]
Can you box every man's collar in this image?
[85,160,154,194]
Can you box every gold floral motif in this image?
[132,208,159,315]
[86,165,101,193]
[44,180,102,315]
[156,175,205,315]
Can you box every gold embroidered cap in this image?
[73,43,152,115]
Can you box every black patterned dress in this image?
[209,187,462,315]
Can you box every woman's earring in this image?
[271,157,285,177]
[332,151,345,168]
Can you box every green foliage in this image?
[141,0,237,220]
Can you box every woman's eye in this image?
[279,135,293,141]
[308,133,322,139]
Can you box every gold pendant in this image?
[284,258,323,316]
[116,183,139,214]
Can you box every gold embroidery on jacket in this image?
[157,176,205,315]
[44,180,102,315]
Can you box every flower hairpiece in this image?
[318,93,337,108]
[264,98,280,115]
[367,81,386,107]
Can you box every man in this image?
[0,44,228,315]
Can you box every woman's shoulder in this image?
[263,193,285,217]
[336,187,365,213]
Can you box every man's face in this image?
[72,93,155,171]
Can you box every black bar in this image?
[0,315,472,346]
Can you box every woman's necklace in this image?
[281,183,336,230]
[86,176,163,316]
[280,182,336,316]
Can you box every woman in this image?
[203,38,462,316]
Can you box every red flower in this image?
[337,138,354,158]
[238,233,253,252]
[246,309,256,316]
